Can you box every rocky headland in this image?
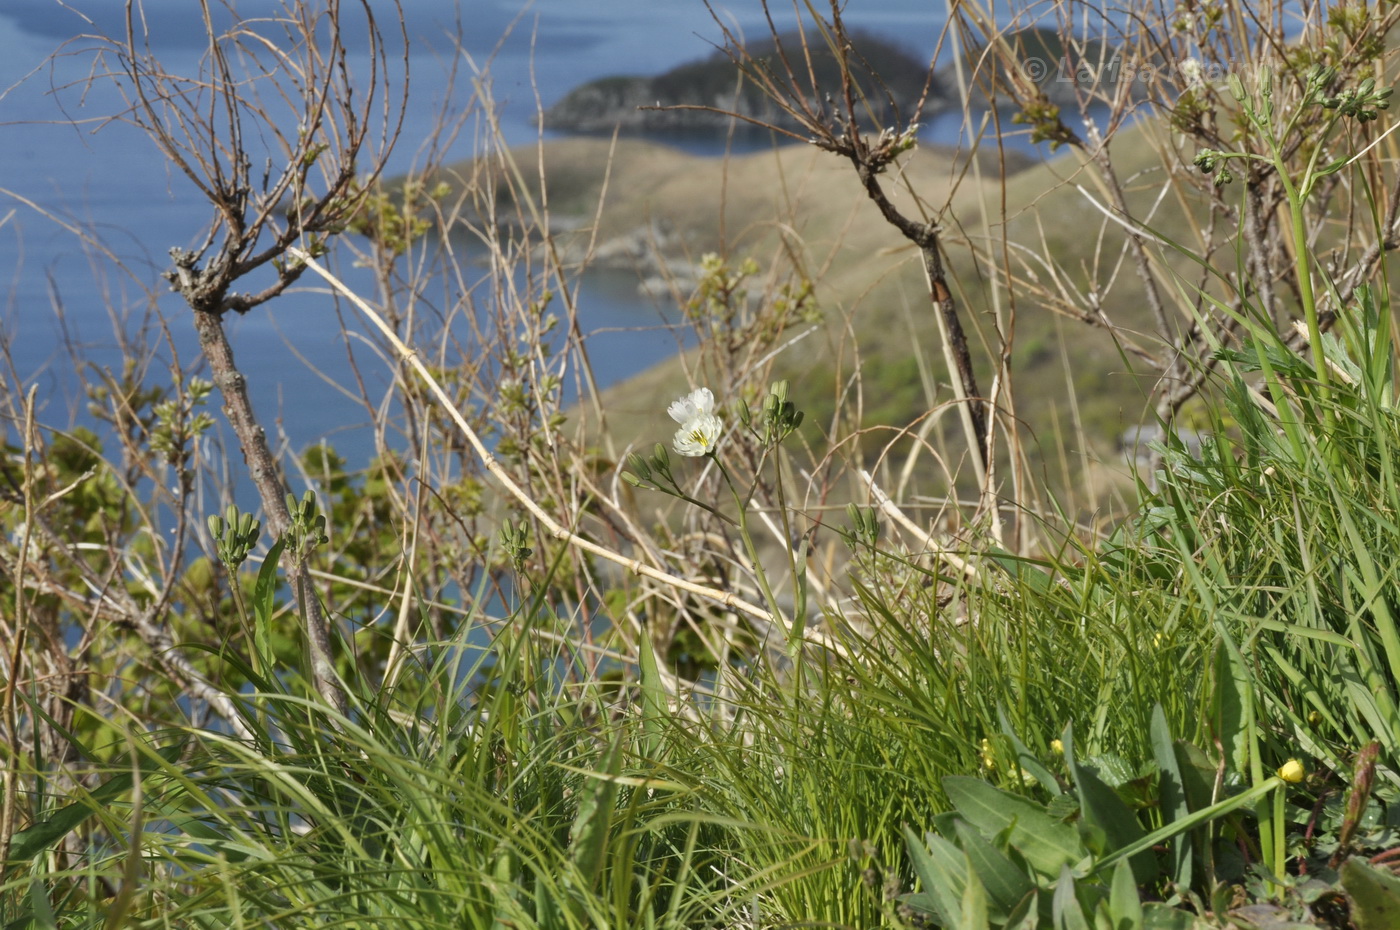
[544,27,1125,139]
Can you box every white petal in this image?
[690,387,714,415]
[667,387,714,423]
[666,397,693,423]
[672,413,722,456]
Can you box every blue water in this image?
[0,0,985,473]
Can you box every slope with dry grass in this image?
[430,121,1200,507]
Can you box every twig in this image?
[290,249,800,632]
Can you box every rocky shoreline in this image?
[550,218,700,296]
[479,139,1036,297]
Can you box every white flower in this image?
[668,387,722,457]
[667,387,715,425]
[1180,57,1204,89]
[672,414,722,457]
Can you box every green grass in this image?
[13,325,1400,925]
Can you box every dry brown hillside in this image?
[433,124,1206,495]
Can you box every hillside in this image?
[429,122,1203,495]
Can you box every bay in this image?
[0,0,967,467]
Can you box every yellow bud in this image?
[1277,759,1305,783]
[1308,711,1322,727]
[1050,739,1064,755]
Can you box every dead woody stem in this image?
[695,1,992,478]
[107,0,408,714]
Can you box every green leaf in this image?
[986,549,1058,593]
[1063,725,1152,885]
[1212,636,1252,777]
[961,855,992,930]
[1341,858,1400,930]
[1093,777,1282,877]
[1141,902,1205,929]
[490,851,518,930]
[1173,740,1217,815]
[253,536,286,674]
[1006,889,1042,930]
[1053,865,1092,930]
[954,818,1037,921]
[932,810,963,838]
[900,892,943,920]
[903,825,969,929]
[27,880,58,930]
[1047,793,1082,822]
[1108,858,1144,930]
[1084,754,1136,789]
[7,745,183,864]
[568,737,625,891]
[1150,706,1191,890]
[998,705,1061,796]
[944,777,1082,880]
[637,627,667,763]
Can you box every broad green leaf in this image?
[1341,857,1400,930]
[932,810,962,838]
[1046,793,1081,822]
[900,892,943,919]
[490,851,519,930]
[1053,865,1092,930]
[253,536,286,674]
[985,549,1059,593]
[1173,739,1217,815]
[903,825,968,929]
[1150,705,1192,890]
[944,777,1081,880]
[1141,902,1205,929]
[1063,725,1152,885]
[1136,901,1204,924]
[568,736,625,890]
[1084,754,1136,789]
[28,879,58,930]
[1211,636,1251,777]
[1108,858,1143,930]
[954,818,1037,921]
[960,856,991,930]
[637,628,667,763]
[1093,777,1282,877]
[1006,889,1042,930]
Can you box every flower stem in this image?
[713,455,788,639]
